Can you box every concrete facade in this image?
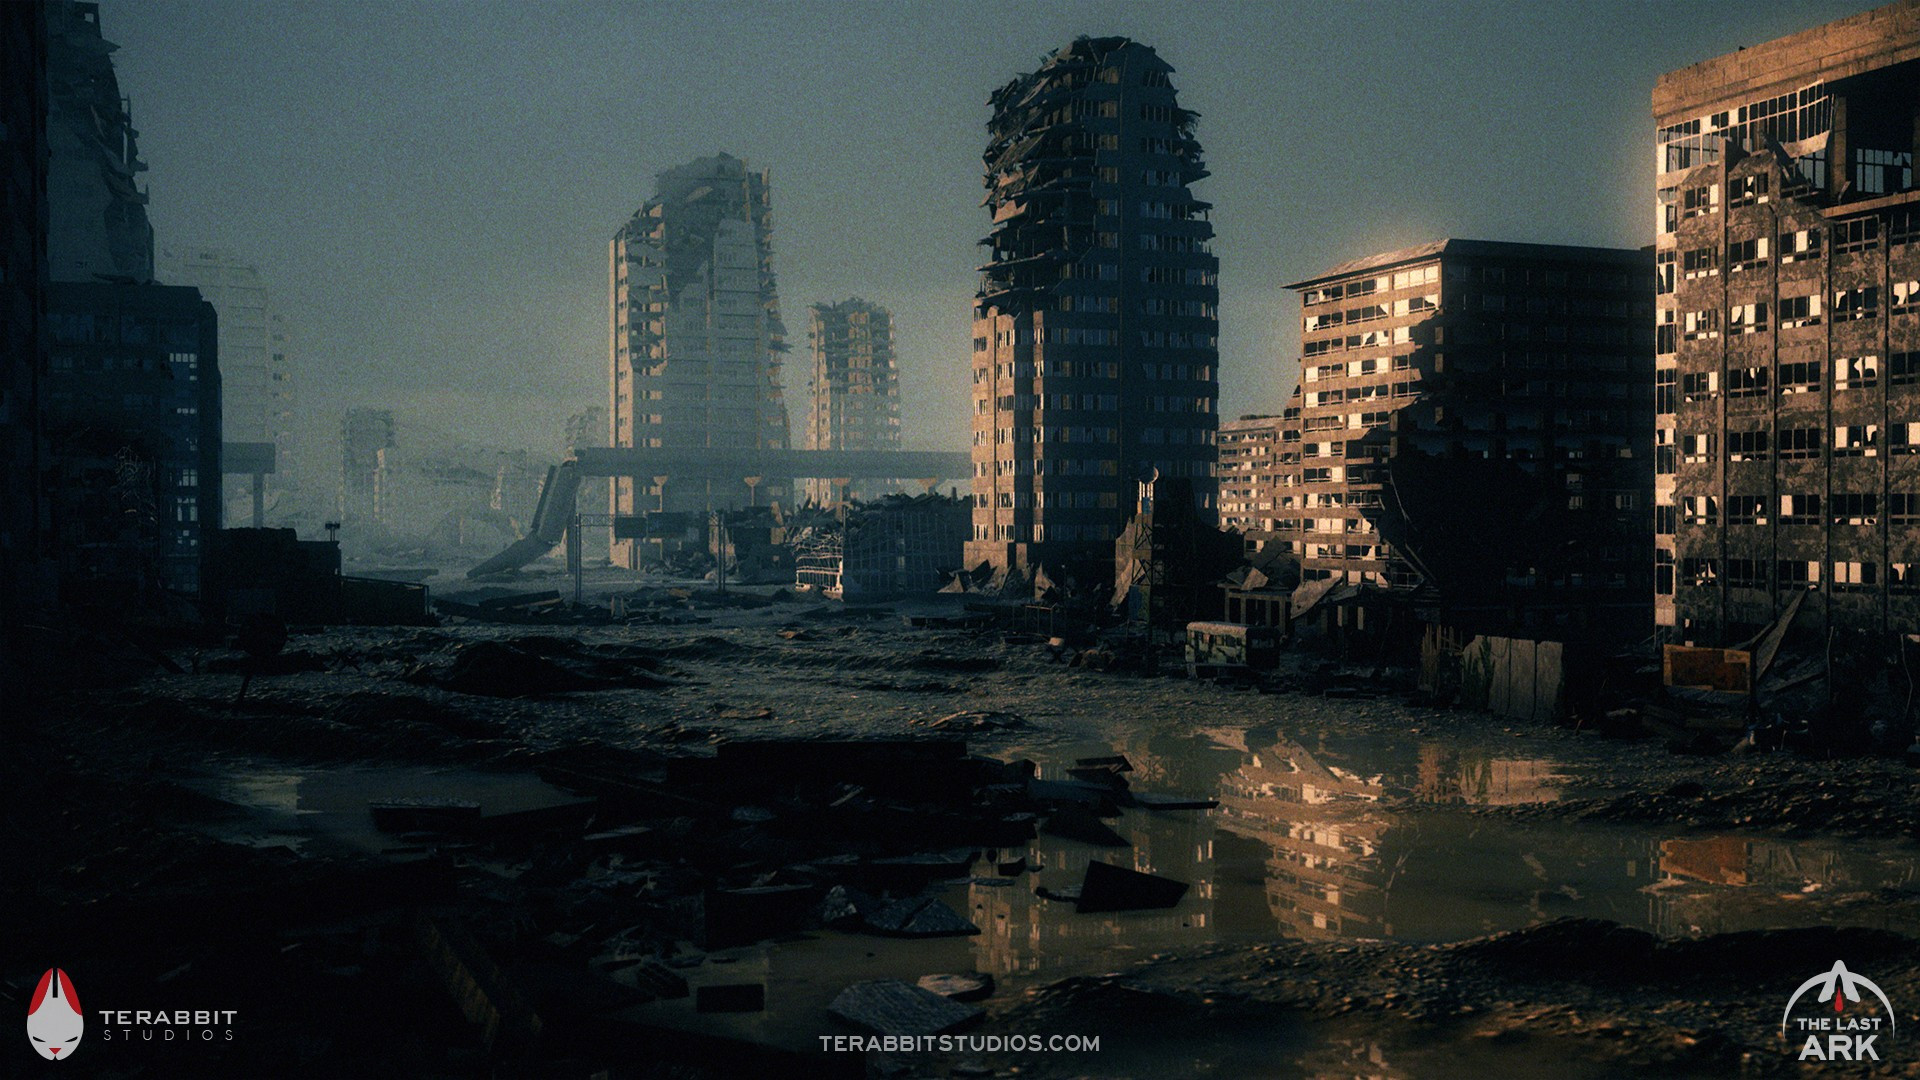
[805,298,900,504]
[965,36,1219,581]
[1281,240,1656,641]
[1653,0,1920,641]
[608,154,792,566]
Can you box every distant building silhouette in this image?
[806,298,900,503]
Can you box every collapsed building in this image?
[792,493,969,601]
[805,298,901,504]
[966,36,1220,584]
[1275,240,1658,647]
[608,153,793,567]
[1651,1,1920,644]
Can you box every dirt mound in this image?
[435,639,672,697]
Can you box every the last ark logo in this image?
[1782,961,1898,1062]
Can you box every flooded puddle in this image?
[190,760,590,857]
[630,724,1919,1061]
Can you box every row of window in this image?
[1669,492,1920,527]
[1662,353,1919,407]
[1671,559,1918,593]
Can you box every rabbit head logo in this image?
[26,969,83,1060]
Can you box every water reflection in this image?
[991,729,1920,963]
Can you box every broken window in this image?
[1777,428,1822,459]
[1893,279,1920,312]
[1725,559,1766,589]
[1727,303,1767,335]
[1778,560,1821,587]
[1726,430,1769,461]
[1727,237,1769,273]
[1833,217,1880,253]
[1778,293,1821,328]
[1831,561,1876,590]
[1779,228,1822,263]
[1682,247,1719,278]
[1832,286,1878,322]
[1830,493,1878,525]
[1681,495,1718,524]
[1777,360,1822,395]
[1728,173,1769,208]
[1682,184,1718,219]
[1682,309,1718,340]
[1779,494,1821,524]
[1833,424,1878,457]
[1834,355,1879,391]
[1727,495,1768,524]
[1726,365,1768,395]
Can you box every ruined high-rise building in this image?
[608,154,791,566]
[47,1,152,285]
[966,37,1220,580]
[1653,1,1920,642]
[1281,240,1656,642]
[806,298,900,503]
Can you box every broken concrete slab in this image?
[916,973,994,1002]
[1124,792,1220,810]
[828,979,982,1037]
[1041,805,1130,847]
[1075,860,1190,913]
[817,884,885,928]
[862,895,980,938]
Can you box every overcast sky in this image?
[108,0,1871,465]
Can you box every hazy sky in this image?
[108,0,1873,464]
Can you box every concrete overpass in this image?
[573,446,970,483]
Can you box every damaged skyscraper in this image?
[805,298,900,504]
[1652,2,1920,642]
[608,154,792,568]
[965,37,1220,581]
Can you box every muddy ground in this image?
[7,579,1918,1077]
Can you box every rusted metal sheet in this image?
[1663,645,1753,693]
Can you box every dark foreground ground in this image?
[6,583,1918,1078]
